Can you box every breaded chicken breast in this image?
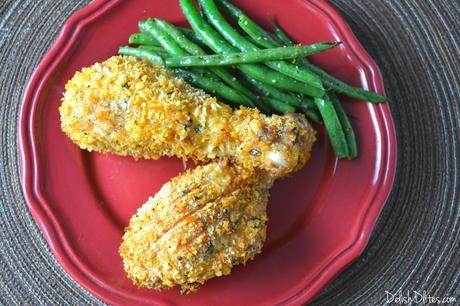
[59,56,315,176]
[119,161,274,293]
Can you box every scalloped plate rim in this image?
[18,0,397,305]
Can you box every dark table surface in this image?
[1,0,459,305]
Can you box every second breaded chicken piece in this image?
[119,161,274,293]
[60,56,315,176]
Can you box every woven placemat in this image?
[0,0,458,304]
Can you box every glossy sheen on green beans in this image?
[314,97,349,158]
[329,92,358,159]
[153,19,261,109]
[143,19,188,57]
[179,0,319,97]
[163,43,339,67]
[199,0,323,92]
[138,20,154,36]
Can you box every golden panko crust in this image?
[119,161,274,293]
[59,56,315,177]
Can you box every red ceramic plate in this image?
[19,0,396,305]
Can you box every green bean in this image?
[237,74,320,121]
[264,98,296,114]
[180,26,255,53]
[141,20,192,44]
[178,27,210,48]
[199,0,323,93]
[304,62,386,102]
[299,106,323,124]
[215,0,243,20]
[153,19,263,109]
[143,19,189,57]
[139,20,146,31]
[137,45,170,57]
[174,69,252,107]
[181,27,262,48]
[119,46,164,64]
[181,3,259,45]
[155,21,207,56]
[270,22,306,65]
[176,26,242,49]
[233,19,282,49]
[236,16,280,48]
[329,92,358,159]
[129,33,160,46]
[212,2,281,48]
[137,22,318,113]
[180,26,257,49]
[163,42,338,67]
[314,97,349,158]
[241,74,313,108]
[138,21,208,49]
[215,0,278,44]
[179,0,320,97]
[138,20,153,36]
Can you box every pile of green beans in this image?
[119,0,387,159]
